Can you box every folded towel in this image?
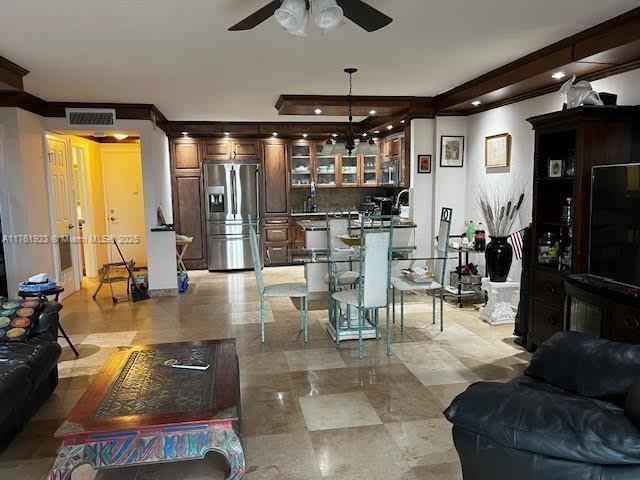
[28,273,49,283]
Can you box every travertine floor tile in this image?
[299,391,382,431]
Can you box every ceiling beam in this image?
[0,56,29,91]
[436,7,640,114]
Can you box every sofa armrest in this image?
[30,302,62,342]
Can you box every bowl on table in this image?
[337,234,361,247]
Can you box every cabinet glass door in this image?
[341,155,358,186]
[291,144,312,187]
[316,145,337,187]
[362,154,378,186]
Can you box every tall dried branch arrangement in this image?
[476,181,527,237]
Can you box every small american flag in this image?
[509,228,526,260]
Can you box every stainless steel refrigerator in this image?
[204,163,260,271]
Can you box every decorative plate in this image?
[0,317,10,328]
[17,308,34,317]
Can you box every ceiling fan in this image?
[228,0,393,35]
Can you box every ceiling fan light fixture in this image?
[314,0,344,31]
[275,0,307,33]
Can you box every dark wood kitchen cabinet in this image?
[202,139,260,162]
[262,140,289,215]
[170,138,207,270]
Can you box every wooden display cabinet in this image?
[526,106,636,351]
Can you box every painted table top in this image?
[55,339,240,440]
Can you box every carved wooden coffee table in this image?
[47,339,244,479]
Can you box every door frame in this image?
[0,124,18,295]
[71,142,98,277]
[44,132,81,297]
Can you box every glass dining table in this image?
[266,245,450,343]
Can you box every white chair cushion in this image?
[324,271,360,285]
[391,275,442,292]
[331,289,359,307]
[264,283,308,298]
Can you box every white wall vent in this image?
[65,108,116,127]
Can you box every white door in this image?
[101,144,147,266]
[46,134,78,295]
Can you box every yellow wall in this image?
[69,136,109,270]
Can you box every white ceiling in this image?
[0,0,637,121]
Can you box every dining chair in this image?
[391,207,452,334]
[331,216,394,359]
[325,212,360,341]
[248,218,309,343]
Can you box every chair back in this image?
[248,218,264,293]
[358,216,394,309]
[326,213,351,251]
[434,207,453,284]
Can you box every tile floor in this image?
[0,267,530,479]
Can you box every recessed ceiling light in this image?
[369,110,377,115]
[387,125,393,130]
[181,131,188,136]
[552,71,566,80]
[332,133,338,138]
[272,132,278,137]
[374,130,380,134]
[314,108,322,115]
[113,133,128,140]
[400,119,405,124]
[471,100,482,106]
[302,133,308,138]
[224,132,230,136]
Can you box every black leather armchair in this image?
[445,332,640,480]
[0,301,62,451]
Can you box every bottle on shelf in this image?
[474,223,486,252]
[561,198,573,225]
[465,220,475,245]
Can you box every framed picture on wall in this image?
[417,154,432,174]
[440,136,464,167]
[485,133,511,169]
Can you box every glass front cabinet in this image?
[288,139,392,188]
[315,144,337,187]
[290,143,312,188]
[340,154,359,187]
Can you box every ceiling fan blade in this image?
[228,1,282,31]
[336,0,393,32]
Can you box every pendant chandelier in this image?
[322,68,378,157]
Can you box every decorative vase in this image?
[485,236,513,282]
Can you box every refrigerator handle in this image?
[231,167,238,216]
[255,165,260,220]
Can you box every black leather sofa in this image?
[0,302,62,451]
[445,331,640,480]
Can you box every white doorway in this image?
[100,144,147,267]
[45,133,79,297]
[71,142,98,278]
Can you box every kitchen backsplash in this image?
[291,187,402,213]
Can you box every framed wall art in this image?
[440,136,464,167]
[417,154,432,174]
[485,133,511,169]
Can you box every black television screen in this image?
[590,163,640,287]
